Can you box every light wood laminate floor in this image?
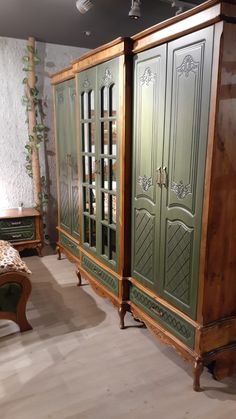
[0,253,235,419]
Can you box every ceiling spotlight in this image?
[128,0,141,19]
[76,0,93,14]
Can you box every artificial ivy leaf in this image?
[22,77,28,84]
[33,56,41,64]
[22,55,29,62]
[27,105,32,111]
[22,96,28,104]
[36,124,45,131]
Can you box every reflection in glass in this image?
[101,87,108,118]
[82,92,88,119]
[82,123,89,152]
[111,159,116,191]
[90,189,96,215]
[102,226,109,258]
[83,187,89,212]
[91,219,96,248]
[102,158,109,189]
[111,195,116,224]
[91,156,96,185]
[102,192,109,221]
[110,229,116,261]
[83,156,89,182]
[84,216,89,243]
[91,122,95,153]
[89,90,95,119]
[109,84,117,117]
[101,121,109,154]
[111,121,117,155]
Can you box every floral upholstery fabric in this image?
[0,240,31,274]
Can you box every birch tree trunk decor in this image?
[22,37,47,211]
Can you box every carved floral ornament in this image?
[171,180,191,199]
[102,68,113,86]
[82,77,91,89]
[138,175,153,192]
[177,55,198,77]
[140,67,157,86]
[58,93,64,103]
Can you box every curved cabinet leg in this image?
[193,359,204,391]
[36,243,43,257]
[119,303,128,330]
[56,245,61,260]
[76,269,82,286]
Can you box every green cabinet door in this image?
[78,58,120,271]
[159,27,214,318]
[55,79,79,238]
[131,45,166,289]
[96,58,119,268]
[67,79,80,240]
[77,67,97,252]
[55,81,71,233]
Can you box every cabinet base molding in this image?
[197,316,236,354]
[79,265,120,309]
[128,303,236,391]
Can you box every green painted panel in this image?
[55,81,71,233]
[81,254,118,295]
[131,45,166,289]
[59,232,80,259]
[159,26,214,318]
[130,285,195,348]
[67,79,80,240]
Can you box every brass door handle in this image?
[156,167,162,187]
[161,167,168,187]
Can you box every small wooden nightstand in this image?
[0,208,42,256]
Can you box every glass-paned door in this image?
[97,59,119,266]
[78,68,97,251]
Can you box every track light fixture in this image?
[128,0,141,19]
[76,0,93,14]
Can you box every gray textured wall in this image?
[0,36,89,243]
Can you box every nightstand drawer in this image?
[0,230,35,242]
[0,217,34,231]
[59,233,80,259]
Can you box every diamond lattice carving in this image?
[60,180,70,228]
[164,221,193,305]
[133,210,154,282]
[72,185,79,233]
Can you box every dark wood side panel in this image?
[202,21,236,322]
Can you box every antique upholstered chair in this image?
[0,240,32,332]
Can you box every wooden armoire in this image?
[52,0,236,390]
